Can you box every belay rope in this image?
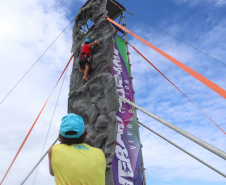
[69,74,77,113]
[0,54,74,185]
[69,57,80,113]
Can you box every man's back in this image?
[52,143,106,185]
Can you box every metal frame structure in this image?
[121,11,147,185]
[109,1,147,183]
[17,1,226,185]
[67,0,147,183]
[20,96,226,184]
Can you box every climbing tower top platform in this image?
[82,0,126,20]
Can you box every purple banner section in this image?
[112,23,125,34]
[109,38,143,185]
[109,40,133,126]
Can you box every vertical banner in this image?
[109,36,143,185]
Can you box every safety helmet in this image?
[85,38,92,43]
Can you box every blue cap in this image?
[60,113,85,138]
[85,38,92,43]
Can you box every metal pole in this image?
[137,123,147,185]
[138,121,226,178]
[119,96,226,160]
[122,11,132,76]
[122,11,147,185]
[20,137,58,185]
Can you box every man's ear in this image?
[84,130,87,137]
[58,133,62,142]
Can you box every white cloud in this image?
[139,113,226,182]
[0,0,76,184]
[0,0,226,184]
[216,0,226,6]
[171,0,226,7]
[126,6,226,183]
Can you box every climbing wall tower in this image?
[68,0,145,184]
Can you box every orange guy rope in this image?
[130,44,226,135]
[106,17,226,99]
[0,54,74,185]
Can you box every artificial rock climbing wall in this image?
[68,0,118,184]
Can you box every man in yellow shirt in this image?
[48,113,106,185]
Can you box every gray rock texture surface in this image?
[68,0,118,184]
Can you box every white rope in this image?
[20,137,58,185]
[119,96,226,160]
[138,121,226,178]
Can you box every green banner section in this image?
[115,36,130,75]
[115,36,139,141]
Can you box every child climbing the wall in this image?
[79,38,98,81]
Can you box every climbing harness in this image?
[79,42,93,70]
[2,3,226,184]
[79,53,92,70]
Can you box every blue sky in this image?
[0,0,226,184]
